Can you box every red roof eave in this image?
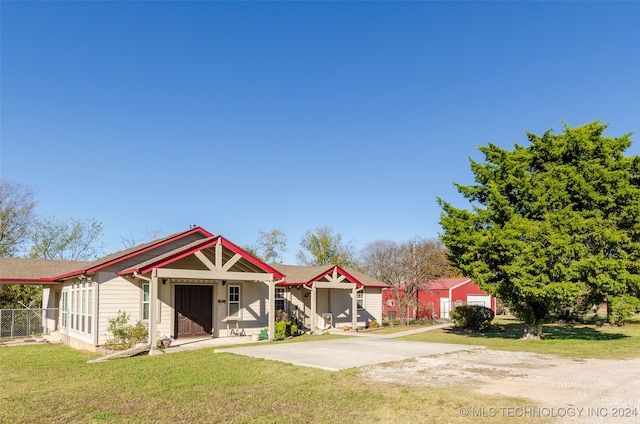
[55,227,214,280]
[118,237,218,275]
[308,265,365,288]
[218,236,285,280]
[118,235,285,280]
[0,277,61,284]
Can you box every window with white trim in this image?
[86,285,92,333]
[142,283,150,320]
[356,290,364,309]
[228,285,240,318]
[275,287,287,312]
[64,281,93,335]
[61,291,68,328]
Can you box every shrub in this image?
[274,321,297,339]
[608,295,640,325]
[369,319,379,328]
[450,305,495,330]
[103,311,148,350]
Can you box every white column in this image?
[268,279,275,340]
[149,269,159,354]
[310,283,317,332]
[352,286,358,330]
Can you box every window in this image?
[228,285,240,319]
[275,287,286,312]
[455,300,463,307]
[142,283,150,320]
[63,281,93,336]
[61,291,68,328]
[356,290,364,309]
[386,299,394,307]
[86,285,92,334]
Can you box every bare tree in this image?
[120,229,163,249]
[361,237,454,324]
[0,177,37,257]
[29,216,105,260]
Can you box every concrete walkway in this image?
[215,323,482,371]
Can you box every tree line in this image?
[3,120,639,338]
[0,180,454,311]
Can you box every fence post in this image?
[11,310,15,339]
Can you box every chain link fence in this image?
[0,308,59,340]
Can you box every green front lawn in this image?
[1,344,540,424]
[401,317,640,359]
[3,317,638,422]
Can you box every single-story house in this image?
[382,278,495,320]
[0,227,388,352]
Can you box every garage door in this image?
[467,294,491,308]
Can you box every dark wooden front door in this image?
[175,285,213,338]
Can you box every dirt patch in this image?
[361,349,640,422]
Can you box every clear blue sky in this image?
[2,1,639,263]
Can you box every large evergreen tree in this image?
[439,121,640,338]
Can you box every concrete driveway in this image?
[215,328,480,371]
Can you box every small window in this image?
[454,300,463,307]
[356,291,364,309]
[275,287,287,312]
[142,283,150,320]
[386,299,394,307]
[228,285,240,319]
[61,291,68,328]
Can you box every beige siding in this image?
[156,280,172,337]
[287,289,310,330]
[96,272,141,345]
[41,285,57,334]
[235,280,269,336]
[363,289,383,324]
[331,289,353,326]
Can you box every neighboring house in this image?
[0,227,388,352]
[382,278,495,320]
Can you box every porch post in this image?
[268,279,275,340]
[149,269,159,354]
[352,286,358,330]
[310,283,317,332]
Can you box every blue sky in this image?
[2,1,639,263]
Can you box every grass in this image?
[3,316,638,422]
[401,316,640,359]
[0,344,543,424]
[363,319,438,335]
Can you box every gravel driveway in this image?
[360,349,640,423]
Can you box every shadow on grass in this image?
[445,323,628,341]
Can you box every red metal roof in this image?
[52,226,214,280]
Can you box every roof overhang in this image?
[117,235,285,280]
[0,278,60,285]
[53,227,214,280]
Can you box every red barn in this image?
[382,278,496,320]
